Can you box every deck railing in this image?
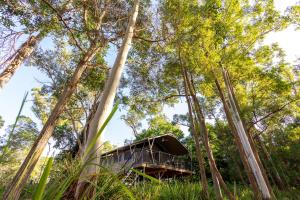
[101,148,192,171]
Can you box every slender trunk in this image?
[225,69,274,198]
[75,0,139,198]
[256,136,286,190]
[182,70,209,199]
[2,42,101,200]
[222,67,272,199]
[185,70,234,200]
[213,75,262,198]
[0,33,44,90]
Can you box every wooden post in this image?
[159,151,161,163]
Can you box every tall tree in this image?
[182,63,235,200]
[2,0,112,198]
[75,0,140,197]
[182,72,209,199]
[222,68,272,199]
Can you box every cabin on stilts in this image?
[101,134,192,180]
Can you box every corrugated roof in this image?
[101,134,189,156]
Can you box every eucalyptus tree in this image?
[3,0,134,198]
[0,116,38,156]
[76,0,141,196]
[169,0,298,198]
[205,1,296,197]
[123,0,298,199]
[159,1,236,198]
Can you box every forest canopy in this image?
[0,0,299,199]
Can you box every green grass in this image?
[132,181,207,200]
[131,181,300,200]
[2,173,300,200]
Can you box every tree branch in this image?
[41,0,85,52]
[247,99,299,131]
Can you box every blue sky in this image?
[0,0,299,149]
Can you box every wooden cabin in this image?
[101,134,192,179]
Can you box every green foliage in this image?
[0,98,44,197]
[0,116,4,129]
[0,0,299,198]
[33,157,54,200]
[266,116,300,186]
[0,92,36,162]
[101,141,117,154]
[131,181,202,200]
[135,115,184,141]
[1,116,39,151]
[0,115,40,188]
[43,158,135,200]
[133,181,300,200]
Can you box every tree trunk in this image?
[180,63,234,200]
[182,69,209,199]
[221,67,272,199]
[225,68,274,198]
[75,0,139,198]
[213,74,262,198]
[256,135,286,190]
[0,33,44,90]
[185,71,235,200]
[2,42,101,200]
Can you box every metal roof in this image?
[101,134,189,156]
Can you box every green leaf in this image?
[131,168,160,184]
[83,100,120,159]
[33,157,54,200]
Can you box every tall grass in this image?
[132,181,206,200]
[42,159,135,200]
[132,181,300,200]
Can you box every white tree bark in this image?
[76,0,140,195]
[0,33,44,90]
[222,68,272,199]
